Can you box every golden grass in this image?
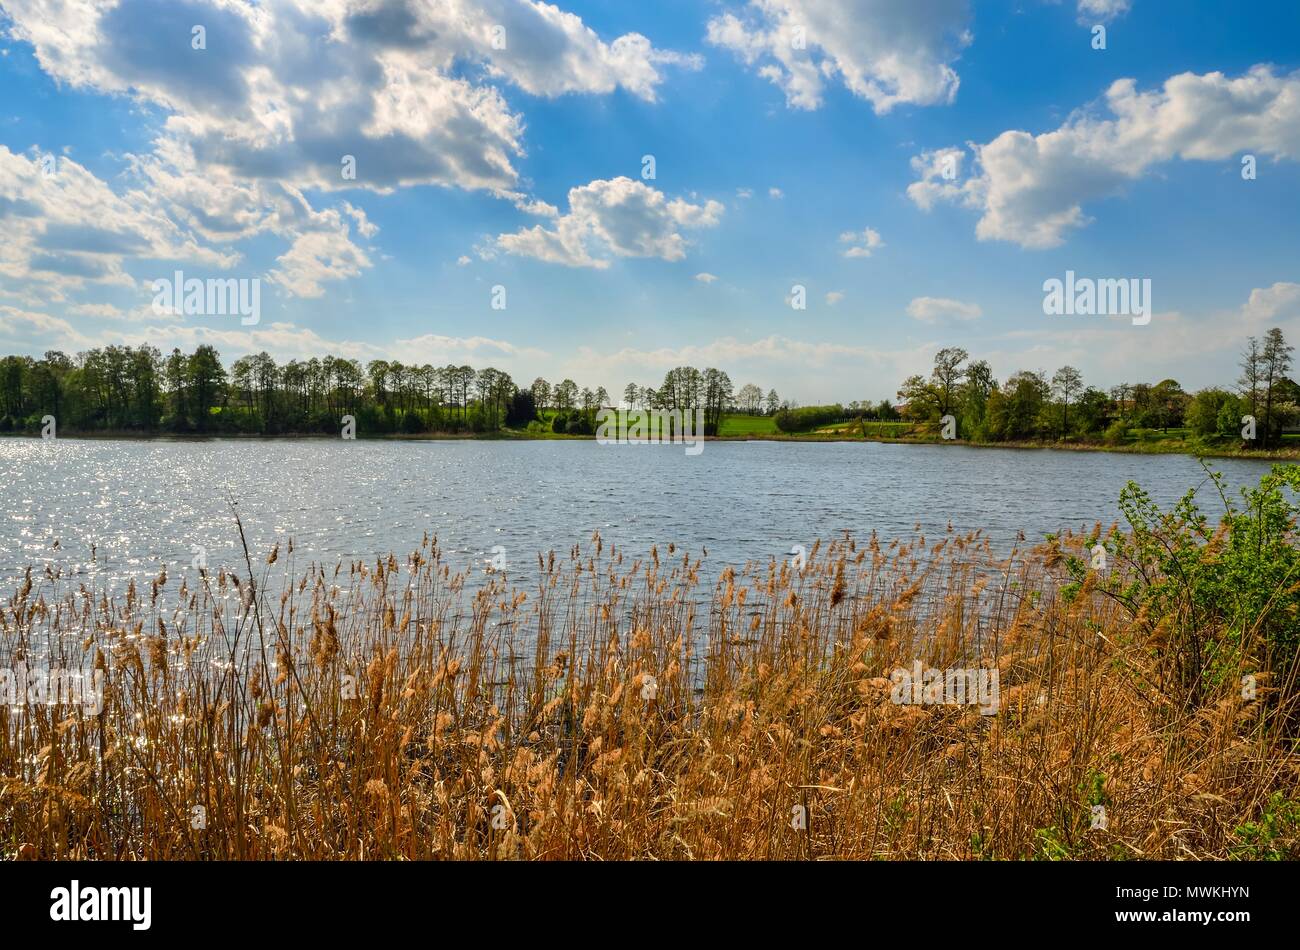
[2,525,1297,860]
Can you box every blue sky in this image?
[2,0,1299,403]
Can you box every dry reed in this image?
[2,521,1296,860]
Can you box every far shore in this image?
[3,428,1296,462]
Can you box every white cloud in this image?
[840,226,884,258]
[267,210,373,298]
[906,296,982,323]
[66,302,125,319]
[472,1,702,100]
[736,187,754,199]
[905,147,965,211]
[2,0,695,196]
[1241,281,1300,323]
[0,0,696,304]
[695,272,719,283]
[768,187,784,199]
[0,305,547,371]
[0,304,95,350]
[908,66,1300,248]
[707,0,971,112]
[825,291,844,305]
[0,146,237,299]
[393,331,548,365]
[1078,0,1131,23]
[496,177,723,268]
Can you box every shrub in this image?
[1066,463,1300,716]
[774,404,845,433]
[566,413,593,435]
[400,409,424,434]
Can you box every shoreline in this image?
[4,428,1297,461]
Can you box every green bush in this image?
[400,409,424,434]
[1067,464,1300,716]
[774,404,845,433]
[566,414,593,435]
[1230,793,1300,859]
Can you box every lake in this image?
[0,436,1278,592]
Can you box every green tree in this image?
[1261,328,1294,448]
[1051,365,1084,438]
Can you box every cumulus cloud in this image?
[906,296,982,323]
[267,213,373,297]
[496,177,723,268]
[695,272,719,283]
[0,0,702,311]
[840,226,884,258]
[706,0,971,112]
[907,66,1300,248]
[2,0,695,196]
[0,146,237,300]
[1240,281,1300,325]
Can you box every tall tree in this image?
[531,378,552,412]
[1261,328,1294,447]
[737,383,763,414]
[554,379,577,411]
[1238,337,1263,428]
[187,345,227,432]
[1051,365,1084,437]
[1109,383,1133,420]
[931,347,968,417]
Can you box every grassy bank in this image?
[714,414,1300,460]
[3,468,1299,860]
[10,413,1300,461]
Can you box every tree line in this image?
[5,332,1288,446]
[887,328,1296,447]
[0,347,784,437]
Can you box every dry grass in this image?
[2,523,1297,860]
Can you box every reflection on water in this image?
[0,436,1275,592]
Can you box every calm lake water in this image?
[0,436,1278,592]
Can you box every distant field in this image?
[1126,427,1192,443]
[815,419,914,438]
[718,413,778,435]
